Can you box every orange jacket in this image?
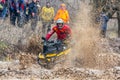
[54,9,69,23]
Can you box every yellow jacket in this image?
[54,9,69,23]
[41,6,54,22]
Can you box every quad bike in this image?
[37,37,71,69]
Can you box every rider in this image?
[54,3,70,24]
[46,19,72,45]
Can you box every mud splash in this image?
[69,2,101,69]
[67,2,120,70]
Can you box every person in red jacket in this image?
[46,18,72,42]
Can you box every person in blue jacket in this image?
[29,0,38,31]
[16,0,26,13]
[29,0,38,18]
[9,0,17,25]
[100,10,109,38]
[0,0,8,20]
[9,0,26,26]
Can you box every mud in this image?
[0,60,120,80]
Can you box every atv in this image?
[37,37,71,69]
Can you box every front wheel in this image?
[37,57,55,69]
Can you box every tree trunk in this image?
[117,11,120,37]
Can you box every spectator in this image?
[100,9,109,38]
[29,0,38,31]
[54,3,70,24]
[41,2,54,37]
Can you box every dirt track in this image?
[0,57,120,80]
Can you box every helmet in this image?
[56,19,64,24]
[56,19,64,29]
[60,3,66,7]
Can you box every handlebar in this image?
[41,37,63,46]
[42,37,46,41]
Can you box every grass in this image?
[0,41,8,51]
